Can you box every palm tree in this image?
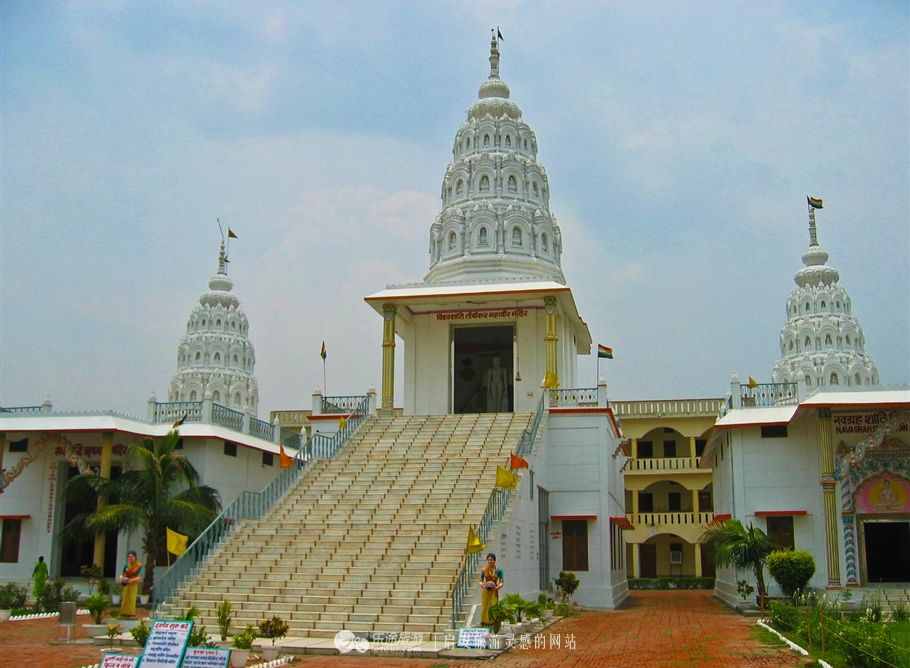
[702,519,773,607]
[64,430,220,593]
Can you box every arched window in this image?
[821,301,826,309]
[805,375,812,387]
[212,390,220,402]
[507,175,517,193]
[201,319,206,326]
[235,392,241,405]
[233,354,238,363]
[825,334,832,346]
[830,372,839,385]
[505,135,511,147]
[195,351,201,361]
[845,335,851,345]
[479,175,490,192]
[532,182,539,197]
[231,321,235,329]
[479,227,488,246]
[805,303,810,312]
[541,233,548,252]
[456,179,464,195]
[214,352,221,362]
[190,390,197,401]
[216,319,221,327]
[788,340,794,351]
[804,336,811,349]
[854,373,861,386]
[483,134,490,147]
[836,301,841,310]
[448,231,457,250]
[512,227,523,246]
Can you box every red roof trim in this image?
[0,515,31,520]
[755,510,808,517]
[551,514,597,521]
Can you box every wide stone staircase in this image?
[159,412,531,637]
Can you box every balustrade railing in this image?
[626,456,707,472]
[0,404,52,415]
[211,403,243,431]
[613,398,725,418]
[739,382,799,408]
[154,394,370,608]
[628,511,716,527]
[249,416,274,441]
[548,387,598,407]
[151,401,203,424]
[321,395,364,414]
[450,392,546,629]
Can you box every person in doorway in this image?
[479,552,504,626]
[485,357,509,412]
[119,551,143,617]
[32,556,48,602]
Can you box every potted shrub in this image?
[83,592,112,637]
[110,582,122,606]
[485,602,510,650]
[501,594,528,633]
[130,619,150,648]
[0,583,27,621]
[231,625,257,667]
[216,599,233,644]
[767,550,815,598]
[554,572,580,604]
[257,615,289,660]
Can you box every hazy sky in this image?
[2,1,908,416]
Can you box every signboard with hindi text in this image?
[101,654,141,668]
[138,620,193,668]
[181,647,230,668]
[456,627,490,649]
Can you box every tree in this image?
[64,430,220,593]
[702,519,773,607]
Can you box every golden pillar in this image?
[817,408,841,587]
[92,432,114,569]
[694,543,703,577]
[630,437,638,459]
[380,304,397,414]
[692,488,703,575]
[543,296,559,389]
[689,436,697,460]
[631,490,640,577]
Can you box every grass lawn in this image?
[765,619,910,667]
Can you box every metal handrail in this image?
[450,392,546,629]
[249,416,274,441]
[321,395,365,414]
[739,382,799,407]
[153,395,370,608]
[211,403,243,431]
[152,401,203,424]
[548,387,598,407]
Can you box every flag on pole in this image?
[497,27,504,41]
[279,443,293,469]
[597,344,614,359]
[467,526,485,554]
[320,341,327,361]
[227,228,238,239]
[509,452,529,470]
[166,528,188,557]
[495,465,519,490]
[747,375,759,389]
[807,196,823,210]
[338,416,348,431]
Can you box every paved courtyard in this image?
[0,591,803,667]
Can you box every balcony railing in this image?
[321,395,365,414]
[548,387,600,408]
[737,382,799,408]
[613,398,725,418]
[211,403,243,431]
[0,404,53,416]
[626,456,708,473]
[150,400,277,443]
[249,417,274,441]
[150,401,203,424]
[628,511,716,528]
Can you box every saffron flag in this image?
[166,528,188,557]
[495,465,518,490]
[510,452,529,470]
[747,375,759,389]
[597,344,614,359]
[338,416,348,430]
[227,228,238,239]
[279,443,293,469]
[807,196,823,210]
[466,526,485,554]
[320,341,327,360]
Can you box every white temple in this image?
[168,240,260,415]
[772,201,879,390]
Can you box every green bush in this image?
[767,550,815,597]
[833,620,898,668]
[257,615,289,646]
[769,601,800,632]
[130,619,150,647]
[0,583,28,610]
[554,602,572,617]
[501,593,528,622]
[85,593,110,624]
[629,577,714,590]
[232,625,257,650]
[36,579,79,612]
[216,600,233,641]
[554,572,580,602]
[486,601,510,634]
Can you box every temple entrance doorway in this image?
[452,325,514,413]
[862,520,910,583]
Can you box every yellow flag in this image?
[495,465,518,490]
[747,375,759,389]
[466,526,485,554]
[338,416,348,430]
[166,527,188,556]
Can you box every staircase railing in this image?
[153,395,370,608]
[450,393,546,629]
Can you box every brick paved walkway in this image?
[1,591,802,667]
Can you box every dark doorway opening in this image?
[864,521,910,583]
[452,325,514,413]
[61,465,122,578]
[639,543,657,578]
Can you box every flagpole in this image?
[323,358,327,396]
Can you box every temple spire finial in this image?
[807,195,823,247]
[217,240,228,275]
[489,27,501,79]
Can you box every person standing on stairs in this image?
[479,552,504,626]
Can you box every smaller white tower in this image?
[168,240,260,415]
[772,198,879,390]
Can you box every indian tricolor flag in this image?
[597,344,614,359]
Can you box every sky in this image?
[1,1,908,417]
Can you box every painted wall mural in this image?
[855,473,910,514]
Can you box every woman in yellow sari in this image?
[479,553,504,626]
[119,551,143,617]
